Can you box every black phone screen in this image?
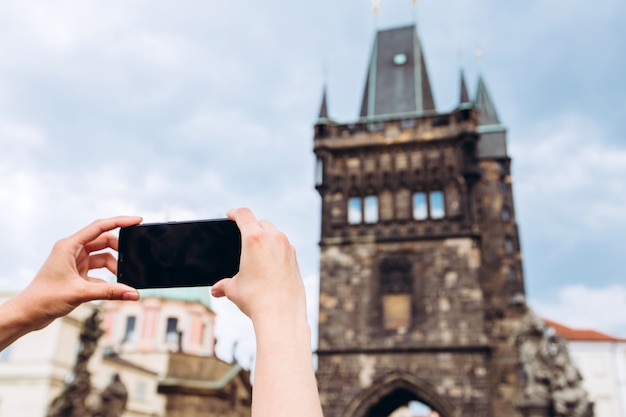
[117,219,241,289]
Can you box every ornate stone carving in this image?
[47,310,102,417]
[92,374,128,417]
[47,310,128,417]
[514,302,594,417]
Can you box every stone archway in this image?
[343,371,456,417]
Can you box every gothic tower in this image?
[314,25,527,417]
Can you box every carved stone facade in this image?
[314,24,591,417]
[158,353,252,417]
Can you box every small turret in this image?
[475,74,501,126]
[318,85,329,121]
[459,69,471,105]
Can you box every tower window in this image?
[134,381,147,402]
[364,196,379,223]
[165,317,179,344]
[507,266,517,282]
[500,176,508,191]
[348,196,379,224]
[429,191,445,219]
[504,237,514,254]
[123,316,136,342]
[348,197,362,224]
[315,157,324,186]
[413,192,428,220]
[413,190,446,221]
[502,206,511,222]
[368,121,385,132]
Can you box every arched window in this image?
[413,192,428,220]
[123,316,136,342]
[348,197,362,224]
[364,195,379,223]
[429,191,445,219]
[315,157,324,186]
[502,206,511,222]
[348,195,379,224]
[413,190,446,221]
[504,237,514,254]
[165,317,179,344]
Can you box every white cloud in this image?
[531,284,626,338]
[512,113,626,242]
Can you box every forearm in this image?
[0,295,39,351]
[252,316,324,417]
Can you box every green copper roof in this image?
[159,363,244,391]
[475,74,501,126]
[139,287,213,310]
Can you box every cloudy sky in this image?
[1,0,625,363]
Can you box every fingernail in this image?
[121,291,139,301]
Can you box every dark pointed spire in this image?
[318,85,329,120]
[359,25,436,119]
[459,69,470,105]
[475,74,501,126]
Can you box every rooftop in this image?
[139,287,213,310]
[544,318,626,342]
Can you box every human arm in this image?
[0,216,142,351]
[211,208,324,417]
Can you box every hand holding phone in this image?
[117,219,241,289]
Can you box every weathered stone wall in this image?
[317,351,491,417]
[474,158,527,417]
[318,238,488,351]
[164,393,249,417]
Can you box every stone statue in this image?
[92,374,128,417]
[47,310,129,417]
[47,310,103,417]
[514,301,594,417]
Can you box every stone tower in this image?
[314,24,527,417]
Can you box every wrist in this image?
[0,294,42,349]
[252,312,312,349]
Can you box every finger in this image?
[88,253,119,274]
[211,278,231,298]
[227,208,261,236]
[86,276,108,284]
[84,233,119,254]
[80,281,140,302]
[257,219,278,231]
[70,216,142,247]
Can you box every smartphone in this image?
[117,219,241,289]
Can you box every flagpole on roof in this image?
[372,0,380,29]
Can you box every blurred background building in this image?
[0,288,251,417]
[545,319,626,417]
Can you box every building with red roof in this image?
[544,318,626,417]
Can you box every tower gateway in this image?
[314,25,592,417]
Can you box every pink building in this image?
[102,288,217,376]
